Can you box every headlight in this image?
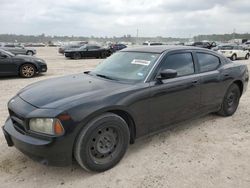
[229,51,233,54]
[29,118,64,136]
[36,59,44,63]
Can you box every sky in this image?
[0,0,249,38]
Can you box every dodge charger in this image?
[2,46,249,172]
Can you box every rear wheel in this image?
[20,64,36,78]
[231,54,237,61]
[217,84,241,116]
[74,113,130,172]
[100,51,107,58]
[26,51,34,56]
[245,53,249,60]
[73,52,81,60]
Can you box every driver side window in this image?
[160,53,195,77]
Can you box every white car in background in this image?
[218,45,249,61]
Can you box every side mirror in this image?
[157,69,177,80]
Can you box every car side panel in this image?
[0,57,18,75]
[66,83,152,138]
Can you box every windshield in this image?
[91,52,160,82]
[79,45,87,50]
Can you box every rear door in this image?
[148,51,201,132]
[195,51,225,111]
[14,44,26,55]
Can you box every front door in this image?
[149,51,201,132]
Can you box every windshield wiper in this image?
[95,74,116,80]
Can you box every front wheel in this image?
[20,64,36,78]
[74,113,130,172]
[73,52,81,60]
[217,84,241,116]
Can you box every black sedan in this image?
[64,44,111,59]
[109,43,127,53]
[189,41,217,49]
[0,49,47,78]
[2,46,248,172]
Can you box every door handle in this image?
[191,80,199,85]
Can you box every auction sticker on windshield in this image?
[131,59,151,66]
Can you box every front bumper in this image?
[38,64,47,73]
[2,118,72,166]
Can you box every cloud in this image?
[0,0,249,37]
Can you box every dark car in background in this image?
[0,49,47,78]
[2,46,248,172]
[0,43,36,56]
[64,44,111,59]
[109,44,127,53]
[189,41,216,49]
[58,44,83,54]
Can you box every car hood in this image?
[18,73,130,109]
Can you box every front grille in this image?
[9,109,26,134]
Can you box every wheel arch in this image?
[73,106,137,147]
[108,109,136,144]
[233,80,243,96]
[18,62,38,73]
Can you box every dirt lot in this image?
[0,47,250,188]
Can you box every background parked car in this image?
[0,43,36,56]
[58,44,84,54]
[218,45,250,61]
[64,44,111,59]
[188,41,217,49]
[0,49,47,78]
[243,41,250,51]
[109,43,127,53]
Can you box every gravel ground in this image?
[0,47,250,188]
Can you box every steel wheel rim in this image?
[22,65,34,77]
[88,125,122,164]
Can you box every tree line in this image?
[0,33,249,43]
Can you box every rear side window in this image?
[160,53,195,77]
[196,53,220,73]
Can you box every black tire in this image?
[100,51,107,58]
[20,64,36,78]
[74,113,130,172]
[217,84,241,116]
[26,51,34,56]
[73,52,81,60]
[231,54,237,61]
[245,53,249,60]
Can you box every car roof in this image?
[121,45,211,54]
